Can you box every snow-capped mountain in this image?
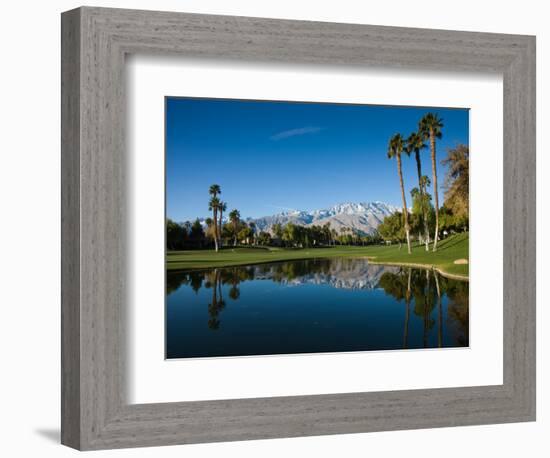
[252,201,398,235]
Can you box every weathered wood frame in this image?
[61,6,536,450]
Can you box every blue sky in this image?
[166,97,469,222]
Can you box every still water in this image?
[166,258,469,359]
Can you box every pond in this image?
[166,258,469,359]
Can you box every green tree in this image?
[441,144,469,227]
[166,219,187,250]
[257,231,272,246]
[331,228,338,246]
[378,211,405,246]
[388,133,411,254]
[228,209,241,246]
[282,223,298,247]
[189,218,205,248]
[238,225,253,245]
[410,184,434,243]
[321,222,333,246]
[272,223,283,241]
[419,113,444,251]
[406,131,429,251]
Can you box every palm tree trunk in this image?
[397,154,411,254]
[213,208,219,252]
[415,151,429,252]
[218,209,223,249]
[430,129,440,251]
[423,181,430,252]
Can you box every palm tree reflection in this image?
[205,270,225,330]
[434,271,442,347]
[403,268,412,349]
[378,268,468,348]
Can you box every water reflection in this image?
[166,258,469,358]
[377,268,469,349]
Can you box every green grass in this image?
[166,233,469,279]
[361,232,469,278]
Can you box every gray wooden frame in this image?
[61,6,536,451]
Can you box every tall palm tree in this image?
[406,131,429,251]
[217,201,227,248]
[229,209,240,246]
[208,184,221,252]
[387,133,411,254]
[208,196,220,252]
[419,113,444,251]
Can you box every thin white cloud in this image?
[270,126,322,141]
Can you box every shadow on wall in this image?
[35,429,59,444]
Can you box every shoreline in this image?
[365,258,469,281]
[167,252,469,281]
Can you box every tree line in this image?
[166,182,386,251]
[385,113,469,253]
[167,213,384,251]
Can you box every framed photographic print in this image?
[61,6,536,450]
[164,97,470,359]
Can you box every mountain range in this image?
[250,201,398,235]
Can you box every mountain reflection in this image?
[167,258,399,294]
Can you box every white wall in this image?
[0,1,546,457]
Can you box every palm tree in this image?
[217,201,227,248]
[229,209,240,246]
[419,113,444,251]
[406,131,429,251]
[209,184,221,198]
[388,133,411,254]
[208,184,221,252]
[208,196,220,252]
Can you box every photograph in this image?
[165,97,470,359]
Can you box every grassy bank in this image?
[363,232,469,279]
[166,233,469,279]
